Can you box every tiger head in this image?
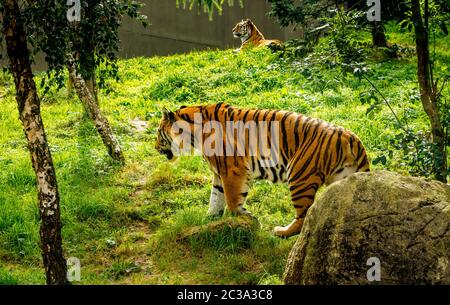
[232,19,253,40]
[155,108,177,161]
[155,106,201,160]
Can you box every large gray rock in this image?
[284,171,450,285]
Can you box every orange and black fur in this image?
[155,103,370,237]
[232,19,282,52]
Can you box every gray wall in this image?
[0,1,300,70]
[119,0,299,57]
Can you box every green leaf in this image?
[366,103,378,115]
[439,21,448,36]
[372,155,387,166]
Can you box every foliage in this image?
[278,7,371,94]
[267,0,341,30]
[268,0,449,33]
[20,0,148,92]
[320,8,369,67]
[0,3,2,61]
[176,0,243,19]
[276,4,373,65]
[398,0,450,34]
[391,130,435,177]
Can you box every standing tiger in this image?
[232,19,282,52]
[155,103,370,238]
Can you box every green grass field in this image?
[0,24,448,284]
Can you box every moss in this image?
[284,171,450,284]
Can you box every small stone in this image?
[105,238,116,247]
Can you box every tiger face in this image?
[232,19,252,40]
[155,108,176,160]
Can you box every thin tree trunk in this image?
[82,5,99,105]
[67,77,74,98]
[2,0,68,284]
[411,0,447,183]
[85,75,99,105]
[371,21,388,47]
[67,61,125,163]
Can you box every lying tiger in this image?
[155,103,370,238]
[232,19,282,52]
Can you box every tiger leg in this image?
[221,170,251,216]
[207,174,226,217]
[274,174,323,238]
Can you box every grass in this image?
[0,24,448,284]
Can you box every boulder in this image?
[284,170,450,284]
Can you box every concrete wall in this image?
[0,0,300,69]
[119,0,299,57]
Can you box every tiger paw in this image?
[273,226,290,238]
[273,218,303,238]
[273,224,301,238]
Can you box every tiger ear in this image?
[162,107,175,122]
[162,107,169,118]
[246,18,252,23]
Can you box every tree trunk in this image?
[2,0,68,284]
[67,61,125,163]
[411,0,447,183]
[67,77,74,98]
[371,21,388,47]
[85,74,99,105]
[82,4,99,105]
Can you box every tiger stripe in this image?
[156,103,370,237]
